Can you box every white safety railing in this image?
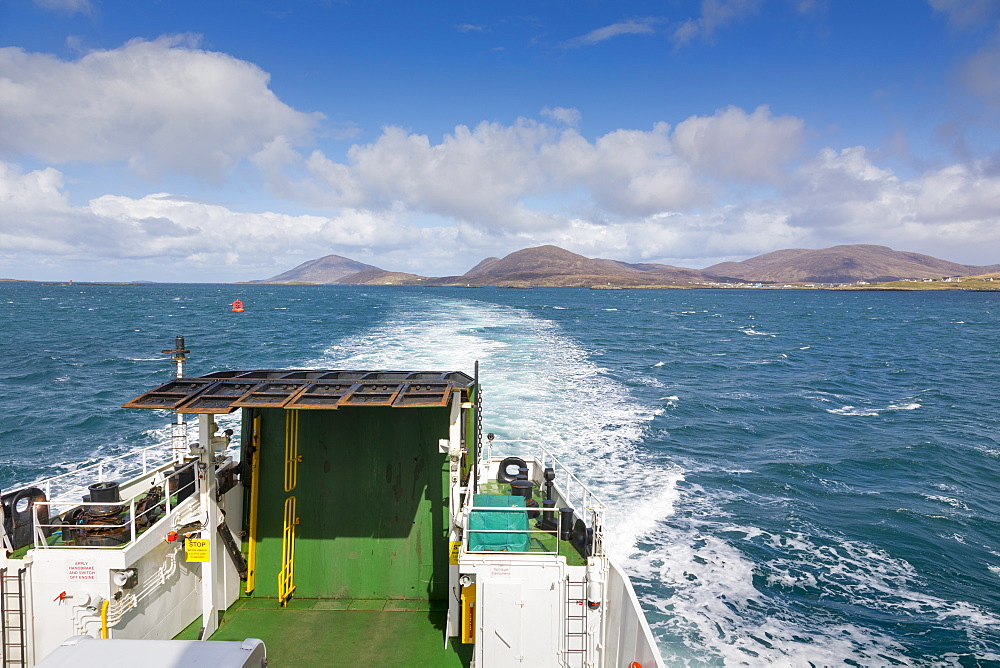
[466,439,606,559]
[24,443,180,513]
[30,461,200,550]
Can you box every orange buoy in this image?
[231,299,244,313]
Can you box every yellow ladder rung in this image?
[284,410,300,492]
[278,495,297,605]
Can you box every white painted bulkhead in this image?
[14,472,243,665]
[461,554,568,667]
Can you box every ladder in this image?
[564,577,588,668]
[1,566,26,668]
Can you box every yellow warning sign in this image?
[449,540,461,565]
[185,538,210,562]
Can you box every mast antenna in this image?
[161,336,191,462]
[161,336,190,380]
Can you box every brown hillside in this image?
[463,245,628,278]
[464,256,502,275]
[704,245,988,283]
[261,255,377,283]
[462,245,702,284]
[336,268,424,285]
[254,244,996,287]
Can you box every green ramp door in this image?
[248,406,451,602]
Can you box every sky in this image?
[2,0,1000,282]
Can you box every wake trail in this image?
[309,296,680,561]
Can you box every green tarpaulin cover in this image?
[468,494,530,552]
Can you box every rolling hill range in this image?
[454,245,706,286]
[258,245,998,287]
[703,245,990,284]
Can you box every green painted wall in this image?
[247,406,451,601]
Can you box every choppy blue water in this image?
[1,283,998,665]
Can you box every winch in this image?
[65,482,130,547]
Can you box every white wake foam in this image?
[306,295,963,664]
[309,295,678,560]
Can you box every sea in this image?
[1,282,998,666]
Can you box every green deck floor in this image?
[177,598,471,667]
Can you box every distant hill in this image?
[464,256,502,276]
[455,245,705,286]
[463,245,627,279]
[256,244,997,287]
[336,268,424,285]
[260,255,377,283]
[703,245,988,283]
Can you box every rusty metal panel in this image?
[231,382,308,408]
[340,382,403,406]
[392,382,454,407]
[177,381,261,413]
[360,372,412,382]
[405,372,453,381]
[315,371,370,381]
[284,382,358,409]
[122,379,217,409]
[225,370,290,380]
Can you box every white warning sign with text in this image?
[68,561,97,581]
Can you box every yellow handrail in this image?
[284,410,301,492]
[277,495,297,606]
[245,415,262,594]
[100,599,110,638]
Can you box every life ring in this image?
[496,456,527,484]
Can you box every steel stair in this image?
[1,566,26,668]
[564,577,588,667]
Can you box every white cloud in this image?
[33,0,94,16]
[672,105,804,182]
[0,37,321,178]
[914,160,1000,224]
[264,107,803,226]
[560,124,709,216]
[672,0,762,46]
[0,161,82,254]
[928,0,1000,29]
[563,20,657,48]
[780,146,1000,259]
[0,161,411,277]
[961,41,1000,107]
[286,118,703,223]
[541,107,582,127]
[4,98,1000,281]
[304,121,566,230]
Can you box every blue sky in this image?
[2,0,1000,281]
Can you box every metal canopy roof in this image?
[123,369,475,414]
